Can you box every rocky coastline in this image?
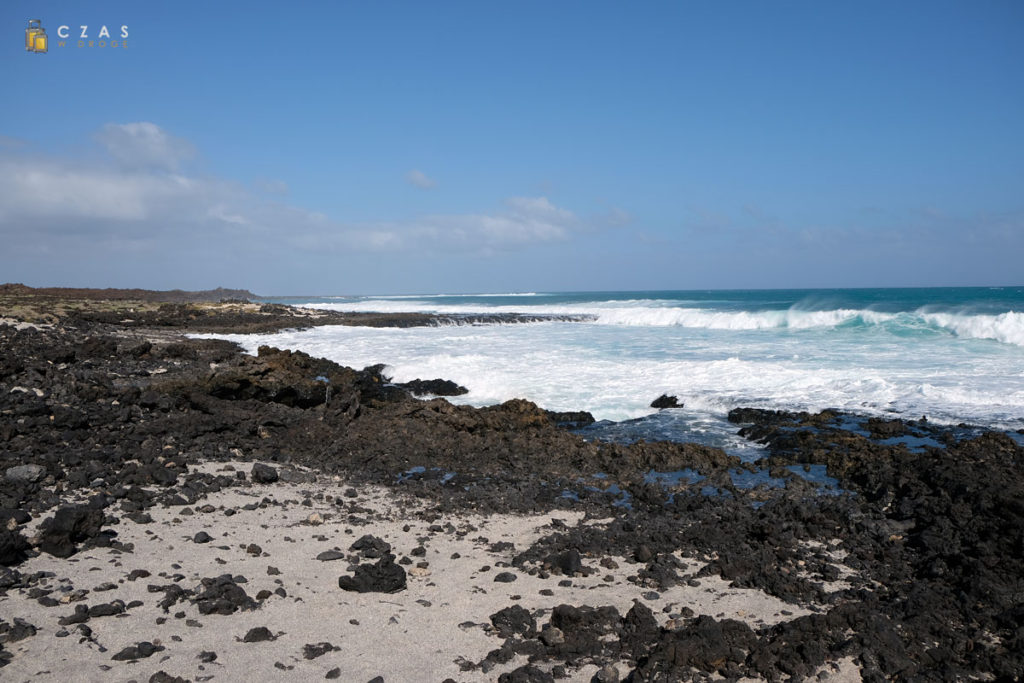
[1,289,1022,682]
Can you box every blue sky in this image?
[1,1,1022,294]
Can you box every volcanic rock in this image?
[490,605,536,638]
[242,626,275,642]
[36,505,105,558]
[303,641,339,659]
[350,534,391,558]
[250,463,279,484]
[193,575,257,615]
[650,394,680,409]
[0,531,30,567]
[111,641,164,660]
[4,464,45,483]
[338,554,407,593]
[399,378,469,397]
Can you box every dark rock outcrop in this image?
[338,554,407,593]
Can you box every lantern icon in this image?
[25,19,47,53]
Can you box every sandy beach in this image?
[2,461,860,682]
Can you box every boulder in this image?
[338,554,407,593]
[650,394,680,409]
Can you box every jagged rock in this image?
[250,463,279,484]
[490,605,536,638]
[36,505,105,558]
[350,535,391,559]
[242,626,275,642]
[303,642,339,659]
[0,531,30,567]
[399,378,469,397]
[192,575,257,615]
[4,464,45,483]
[650,394,680,409]
[338,554,407,593]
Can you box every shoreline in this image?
[0,284,589,334]
[1,289,1023,680]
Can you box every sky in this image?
[1,1,1022,295]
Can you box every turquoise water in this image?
[202,287,1024,445]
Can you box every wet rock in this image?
[338,554,407,593]
[544,410,596,429]
[399,378,468,397]
[650,394,680,409]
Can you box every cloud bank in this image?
[0,123,590,264]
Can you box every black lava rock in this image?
[490,605,536,638]
[650,394,680,409]
[242,626,275,642]
[350,534,391,559]
[338,554,407,593]
[193,575,257,615]
[251,463,279,484]
[37,505,105,558]
[111,641,164,660]
[303,641,339,659]
[399,378,469,397]
[0,530,30,567]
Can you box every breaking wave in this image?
[307,299,1024,346]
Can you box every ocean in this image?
[198,287,1024,457]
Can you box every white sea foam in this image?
[306,298,1024,347]
[194,313,1024,430]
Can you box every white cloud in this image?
[405,169,436,189]
[0,124,586,260]
[94,122,195,171]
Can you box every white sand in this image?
[1,462,860,682]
